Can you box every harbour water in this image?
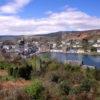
[40,52,100,69]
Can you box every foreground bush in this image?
[69,86,80,95]
[8,64,32,80]
[64,63,81,72]
[0,76,15,82]
[80,78,94,92]
[24,79,44,99]
[50,73,60,83]
[59,80,71,95]
[48,60,60,71]
[0,61,13,69]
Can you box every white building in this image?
[92,39,100,53]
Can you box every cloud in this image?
[0,8,100,35]
[0,0,31,14]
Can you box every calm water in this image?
[40,52,100,69]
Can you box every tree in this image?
[91,47,97,52]
[82,39,89,52]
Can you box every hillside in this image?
[0,29,100,42]
[37,29,100,40]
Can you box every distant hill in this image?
[0,29,100,41]
[35,29,100,41]
[0,36,21,41]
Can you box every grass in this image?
[0,75,15,82]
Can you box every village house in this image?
[92,38,100,53]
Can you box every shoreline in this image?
[38,51,99,69]
[50,50,100,56]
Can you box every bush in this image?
[85,67,96,79]
[69,86,80,95]
[64,64,80,72]
[0,61,13,69]
[80,78,93,92]
[50,73,60,83]
[48,61,60,71]
[24,79,44,99]
[18,66,32,80]
[95,69,100,80]
[64,64,72,70]
[8,64,32,80]
[59,80,70,95]
[0,76,15,82]
[91,47,97,52]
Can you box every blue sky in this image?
[0,0,100,35]
[7,0,100,18]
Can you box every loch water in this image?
[39,52,100,69]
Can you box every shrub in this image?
[64,64,80,72]
[69,86,81,95]
[91,47,97,52]
[59,80,70,95]
[24,79,44,99]
[80,78,93,92]
[50,73,60,83]
[18,65,32,80]
[95,69,100,81]
[0,76,15,82]
[85,67,96,79]
[0,61,13,69]
[8,64,32,80]
[48,61,60,71]
[64,64,72,70]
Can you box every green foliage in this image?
[69,86,80,95]
[8,62,32,80]
[39,53,51,63]
[82,39,89,51]
[64,64,72,70]
[59,80,70,95]
[48,60,60,71]
[0,61,14,69]
[27,56,41,70]
[24,79,44,99]
[80,78,94,92]
[64,63,80,72]
[0,75,15,82]
[91,47,97,52]
[85,67,96,79]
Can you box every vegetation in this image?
[82,39,89,52]
[59,80,71,95]
[0,54,99,100]
[24,79,44,99]
[91,47,97,52]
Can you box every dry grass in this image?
[0,70,8,77]
[0,79,31,90]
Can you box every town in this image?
[0,32,100,61]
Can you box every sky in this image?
[0,0,100,35]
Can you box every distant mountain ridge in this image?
[0,29,100,41]
[35,29,100,40]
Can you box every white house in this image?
[92,39,100,53]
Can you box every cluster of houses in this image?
[0,39,38,59]
[0,37,100,60]
[49,38,100,53]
